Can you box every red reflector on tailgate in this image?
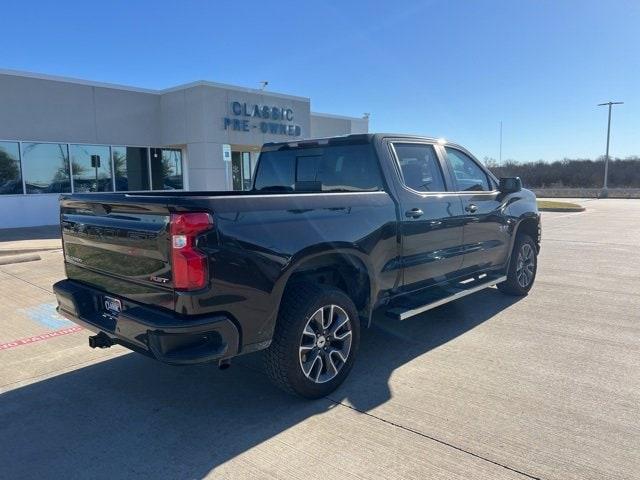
[170,212,213,291]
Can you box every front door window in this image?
[445,148,490,192]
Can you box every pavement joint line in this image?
[541,238,636,247]
[233,358,542,480]
[328,399,543,480]
[0,266,54,294]
[535,280,640,298]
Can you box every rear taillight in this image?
[170,212,213,291]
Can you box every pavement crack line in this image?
[234,359,542,479]
[0,267,54,294]
[536,280,640,299]
[326,400,543,480]
[542,238,636,247]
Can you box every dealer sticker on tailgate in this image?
[103,296,122,315]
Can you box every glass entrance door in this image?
[231,151,253,190]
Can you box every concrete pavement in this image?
[0,199,638,479]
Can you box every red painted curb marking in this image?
[0,326,83,351]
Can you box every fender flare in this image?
[269,244,378,330]
[505,213,540,271]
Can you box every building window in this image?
[2,142,183,195]
[0,141,23,194]
[69,144,113,192]
[150,148,183,190]
[22,143,70,194]
[112,146,150,191]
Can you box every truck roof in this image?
[262,133,465,150]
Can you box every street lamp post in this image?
[499,121,503,164]
[597,101,623,198]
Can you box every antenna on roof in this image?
[259,81,269,91]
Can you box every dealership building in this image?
[0,69,368,228]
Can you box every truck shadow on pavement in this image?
[0,289,520,479]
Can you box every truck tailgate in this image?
[60,195,175,310]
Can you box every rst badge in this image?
[103,296,122,315]
[149,275,169,284]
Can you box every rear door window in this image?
[393,143,447,192]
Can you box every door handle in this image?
[465,204,478,213]
[405,208,424,218]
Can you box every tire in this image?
[264,282,360,399]
[497,234,538,296]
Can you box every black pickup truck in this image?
[54,134,540,398]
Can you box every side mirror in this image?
[499,177,522,194]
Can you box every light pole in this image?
[597,101,623,198]
[499,121,503,163]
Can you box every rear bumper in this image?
[53,279,240,365]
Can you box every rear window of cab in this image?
[254,144,384,192]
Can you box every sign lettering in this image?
[223,101,301,136]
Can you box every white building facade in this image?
[0,70,368,228]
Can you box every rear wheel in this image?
[264,283,360,398]
[497,234,537,296]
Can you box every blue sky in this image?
[1,0,637,162]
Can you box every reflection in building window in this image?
[22,143,70,194]
[69,144,113,192]
[0,141,23,194]
[150,148,183,190]
[112,146,150,191]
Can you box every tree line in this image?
[485,157,640,188]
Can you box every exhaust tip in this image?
[218,359,231,370]
[88,333,114,349]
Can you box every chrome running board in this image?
[387,275,507,321]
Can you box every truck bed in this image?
[60,189,398,350]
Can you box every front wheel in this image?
[497,234,538,296]
[264,283,360,399]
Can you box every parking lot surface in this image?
[0,199,638,479]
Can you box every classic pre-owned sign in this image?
[223,101,301,136]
